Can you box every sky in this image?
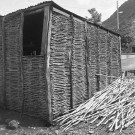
[0,0,128,21]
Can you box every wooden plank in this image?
[73,16,84,23]
[42,5,52,123]
[84,21,90,99]
[41,6,50,55]
[53,7,70,17]
[25,8,43,16]
[24,2,51,13]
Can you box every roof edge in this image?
[4,1,119,36]
[51,1,120,36]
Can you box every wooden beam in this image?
[73,16,84,23]
[24,8,44,16]
[24,2,51,13]
[53,7,70,17]
[41,6,50,55]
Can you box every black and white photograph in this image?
[0,0,135,134]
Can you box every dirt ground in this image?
[0,108,135,135]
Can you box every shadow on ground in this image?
[0,107,49,128]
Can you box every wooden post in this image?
[119,36,122,76]
[69,15,74,109]
[2,16,6,109]
[41,6,51,56]
[96,26,100,92]
[20,12,25,117]
[84,21,90,99]
[42,5,52,123]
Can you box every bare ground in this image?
[0,108,135,135]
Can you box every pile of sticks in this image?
[54,77,135,132]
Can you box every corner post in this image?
[42,5,53,123]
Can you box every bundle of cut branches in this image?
[54,77,135,132]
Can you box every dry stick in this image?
[57,78,135,131]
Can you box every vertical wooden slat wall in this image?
[4,13,23,111]
[0,16,4,107]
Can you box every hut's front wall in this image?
[22,56,48,119]
[0,17,4,106]
[4,13,23,111]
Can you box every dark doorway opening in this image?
[23,11,44,56]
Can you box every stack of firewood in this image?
[55,77,135,132]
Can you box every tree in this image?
[87,8,102,23]
[121,36,133,53]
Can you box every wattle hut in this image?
[0,1,121,123]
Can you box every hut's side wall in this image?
[49,11,89,118]
[86,24,121,97]
[0,17,4,106]
[4,13,23,111]
[49,9,121,119]
[49,11,72,118]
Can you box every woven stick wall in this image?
[110,33,121,81]
[49,12,72,118]
[4,13,23,111]
[87,24,98,97]
[22,56,48,119]
[86,24,121,97]
[98,29,108,90]
[72,19,88,108]
[107,33,112,84]
[49,10,121,119]
[0,16,4,106]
